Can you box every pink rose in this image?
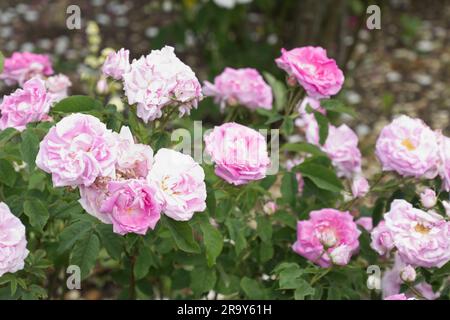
[275,47,344,99]
[0,77,52,131]
[356,217,373,231]
[0,202,29,277]
[419,188,437,209]
[203,67,272,110]
[204,122,271,185]
[100,179,161,235]
[400,265,416,283]
[0,52,54,86]
[45,74,72,102]
[370,220,395,256]
[102,48,131,80]
[351,175,370,198]
[375,115,439,178]
[36,113,118,187]
[384,199,450,268]
[263,201,277,215]
[148,148,206,221]
[115,126,153,179]
[323,124,362,178]
[295,112,320,145]
[292,208,360,267]
[123,46,202,122]
[79,179,112,224]
[384,294,409,300]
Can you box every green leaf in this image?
[52,95,102,113]
[96,224,124,260]
[200,222,223,267]
[164,218,200,254]
[259,242,274,263]
[282,142,326,157]
[23,199,49,231]
[313,111,329,145]
[294,280,315,300]
[134,246,155,280]
[205,182,216,216]
[372,197,386,227]
[281,172,298,206]
[225,218,247,256]
[281,116,294,136]
[263,72,286,111]
[321,99,357,118]
[256,216,272,244]
[57,220,92,254]
[298,163,343,193]
[191,267,217,296]
[20,130,40,173]
[0,159,17,187]
[70,232,100,279]
[240,277,267,299]
[273,210,297,229]
[0,127,19,146]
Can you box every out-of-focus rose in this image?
[263,201,277,215]
[36,113,118,187]
[400,265,416,283]
[384,199,450,268]
[419,188,437,209]
[0,52,54,86]
[384,294,409,300]
[323,124,362,178]
[296,97,325,116]
[356,217,373,231]
[213,0,252,9]
[275,46,344,99]
[204,122,270,185]
[292,208,360,267]
[370,220,394,256]
[203,67,272,111]
[45,74,72,102]
[123,46,202,123]
[0,202,29,277]
[442,200,450,217]
[148,148,206,221]
[100,179,161,235]
[375,115,439,179]
[0,77,52,131]
[351,175,370,198]
[101,48,131,80]
[436,132,450,191]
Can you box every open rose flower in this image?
[102,48,131,80]
[123,46,202,122]
[203,67,272,111]
[292,208,360,267]
[0,77,53,131]
[384,199,450,268]
[275,46,344,99]
[115,126,153,179]
[375,115,439,178]
[436,132,450,191]
[100,179,161,235]
[0,52,54,86]
[79,179,112,224]
[45,74,72,102]
[0,202,29,277]
[204,122,270,185]
[148,148,206,221]
[36,113,118,187]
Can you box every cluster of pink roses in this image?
[0,52,72,131]
[0,202,29,277]
[36,113,206,235]
[203,67,273,111]
[102,46,203,123]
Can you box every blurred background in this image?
[0,0,449,171]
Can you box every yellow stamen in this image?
[414,223,430,234]
[401,139,416,151]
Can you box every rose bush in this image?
[0,44,450,301]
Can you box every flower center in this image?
[414,223,430,234]
[401,139,416,151]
